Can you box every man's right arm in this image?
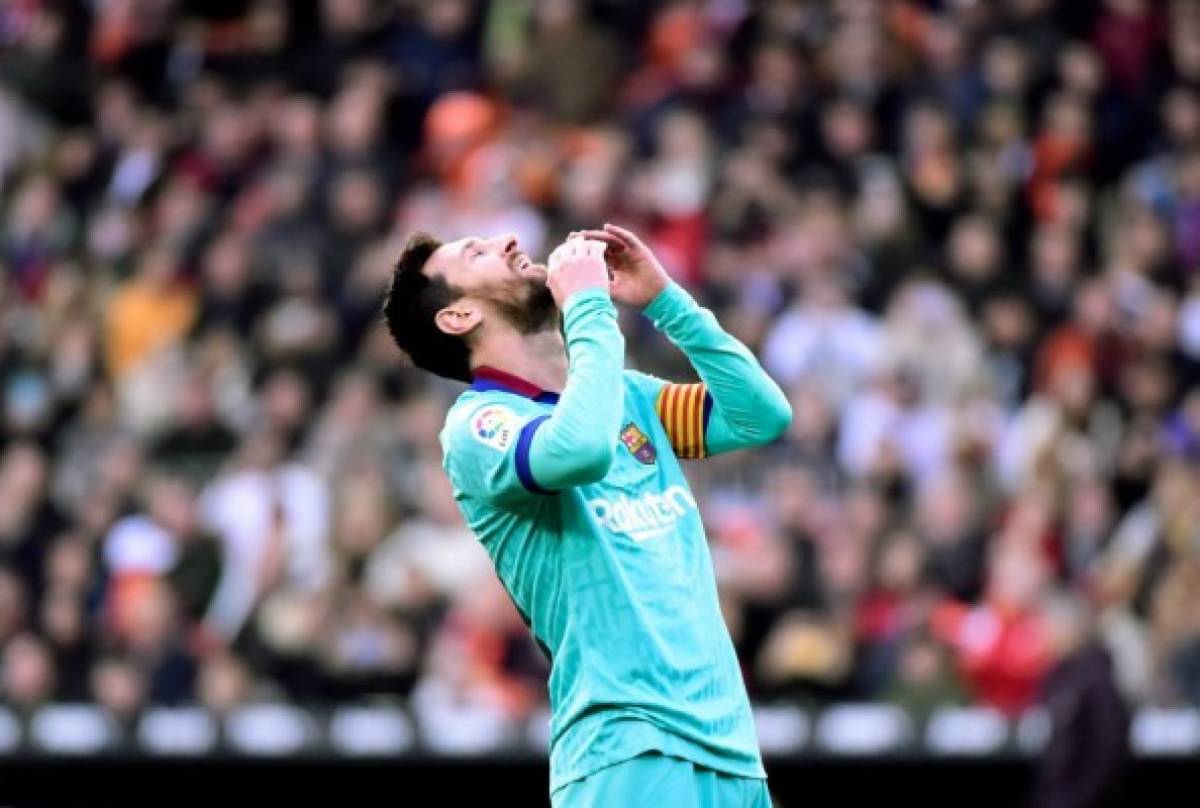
[517,287,625,492]
[443,238,624,504]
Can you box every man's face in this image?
[425,233,557,335]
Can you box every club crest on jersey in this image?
[619,422,656,464]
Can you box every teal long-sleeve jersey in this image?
[439,283,792,795]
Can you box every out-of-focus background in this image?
[1,0,1199,804]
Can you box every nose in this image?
[496,234,518,256]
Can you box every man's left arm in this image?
[642,280,792,456]
[575,222,791,457]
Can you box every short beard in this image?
[489,276,559,335]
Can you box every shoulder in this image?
[441,391,542,456]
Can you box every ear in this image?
[434,300,483,337]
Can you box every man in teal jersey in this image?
[381,223,791,807]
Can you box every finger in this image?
[577,230,625,250]
[603,223,645,249]
[583,239,606,261]
[548,242,569,271]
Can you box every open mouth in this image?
[511,253,532,272]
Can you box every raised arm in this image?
[579,224,791,456]
[521,239,625,490]
[443,238,625,504]
[642,281,791,454]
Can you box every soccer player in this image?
[382,224,791,807]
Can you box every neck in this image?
[471,326,568,392]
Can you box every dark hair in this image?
[381,232,473,382]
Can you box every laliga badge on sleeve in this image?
[473,406,519,451]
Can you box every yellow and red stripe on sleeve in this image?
[654,383,711,460]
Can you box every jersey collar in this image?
[471,366,561,405]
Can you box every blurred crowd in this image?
[1,0,1199,735]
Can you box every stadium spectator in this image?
[1029,593,1130,808]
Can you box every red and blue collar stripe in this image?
[471,366,561,405]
